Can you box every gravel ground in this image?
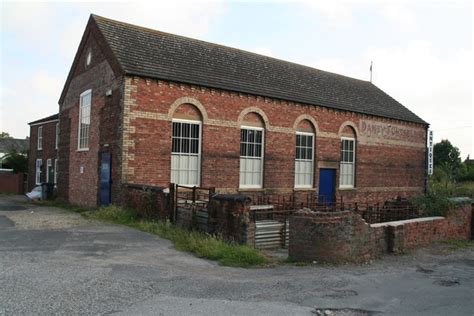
[1,195,473,315]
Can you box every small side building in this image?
[27,114,59,191]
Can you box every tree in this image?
[433,139,462,168]
[2,150,28,173]
[0,132,12,139]
[432,140,463,187]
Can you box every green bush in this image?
[453,182,474,197]
[411,191,453,217]
[88,205,138,224]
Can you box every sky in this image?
[1,0,472,158]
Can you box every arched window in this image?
[239,112,265,188]
[295,119,316,188]
[171,103,202,186]
[339,125,357,188]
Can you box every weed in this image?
[442,240,474,250]
[78,204,267,267]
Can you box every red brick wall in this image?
[28,121,58,191]
[289,209,377,263]
[0,172,26,194]
[58,21,123,207]
[289,204,472,262]
[388,204,472,253]
[123,76,427,203]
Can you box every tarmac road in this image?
[1,195,473,315]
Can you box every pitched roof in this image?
[91,15,427,125]
[0,138,29,154]
[28,114,59,126]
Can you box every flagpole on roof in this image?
[370,61,373,83]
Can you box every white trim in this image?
[54,159,58,184]
[240,125,264,131]
[35,159,42,185]
[172,118,202,124]
[78,89,92,150]
[171,119,202,186]
[239,126,265,189]
[86,50,92,66]
[339,137,356,188]
[340,136,356,141]
[80,89,92,97]
[29,119,58,127]
[295,131,315,189]
[295,131,314,136]
[37,126,43,150]
[55,122,59,150]
[46,159,52,183]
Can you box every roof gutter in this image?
[28,119,59,126]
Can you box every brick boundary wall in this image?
[289,202,472,263]
[289,209,377,263]
[207,195,254,246]
[122,184,169,219]
[372,202,472,254]
[0,172,26,194]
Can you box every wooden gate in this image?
[170,184,215,230]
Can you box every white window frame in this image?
[239,126,265,189]
[55,122,59,150]
[171,119,202,187]
[37,126,43,150]
[35,159,42,185]
[46,159,52,183]
[78,89,92,151]
[54,159,58,184]
[295,131,314,188]
[339,137,356,188]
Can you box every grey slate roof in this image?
[92,15,427,125]
[0,138,29,154]
[28,114,59,125]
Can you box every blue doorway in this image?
[318,168,336,205]
[99,152,112,206]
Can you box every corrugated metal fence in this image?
[251,205,292,249]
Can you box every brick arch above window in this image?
[237,107,269,129]
[168,97,208,123]
[338,121,359,138]
[293,114,319,134]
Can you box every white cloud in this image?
[1,71,63,138]
[0,0,227,138]
[311,40,473,158]
[380,2,418,32]
[252,47,275,57]
[297,0,354,26]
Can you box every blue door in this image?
[99,152,112,206]
[318,168,336,205]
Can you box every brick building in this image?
[27,114,59,190]
[56,15,428,207]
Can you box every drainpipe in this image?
[424,124,429,195]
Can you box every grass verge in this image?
[442,240,474,250]
[37,202,268,268]
[31,199,92,214]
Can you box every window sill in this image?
[338,186,356,191]
[76,148,90,152]
[238,187,264,192]
[294,187,316,191]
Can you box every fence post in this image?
[169,183,175,223]
[192,186,196,204]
